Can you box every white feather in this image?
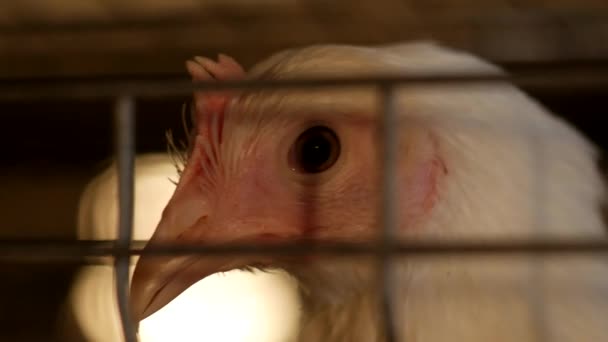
[244,41,608,342]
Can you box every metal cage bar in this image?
[113,95,137,342]
[1,63,608,100]
[1,240,608,261]
[378,85,400,341]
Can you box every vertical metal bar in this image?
[378,84,399,342]
[114,95,137,342]
[528,128,550,342]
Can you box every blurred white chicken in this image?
[129,41,608,341]
[60,153,300,342]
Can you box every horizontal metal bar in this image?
[0,65,607,100]
[3,59,607,84]
[0,239,607,262]
[0,8,606,34]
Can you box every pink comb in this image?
[182,54,246,192]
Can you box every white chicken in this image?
[129,41,608,341]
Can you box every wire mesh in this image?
[1,2,608,341]
[0,59,607,342]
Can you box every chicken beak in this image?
[130,216,296,322]
[129,231,246,322]
[129,176,300,322]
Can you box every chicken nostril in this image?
[176,215,208,241]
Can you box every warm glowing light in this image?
[63,153,300,341]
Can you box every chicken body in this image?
[130,42,608,341]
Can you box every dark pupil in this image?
[295,126,339,173]
[301,135,331,170]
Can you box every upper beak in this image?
[130,214,297,322]
[129,226,230,321]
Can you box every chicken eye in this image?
[289,125,340,174]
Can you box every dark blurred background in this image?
[0,1,607,341]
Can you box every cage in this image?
[0,1,607,341]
